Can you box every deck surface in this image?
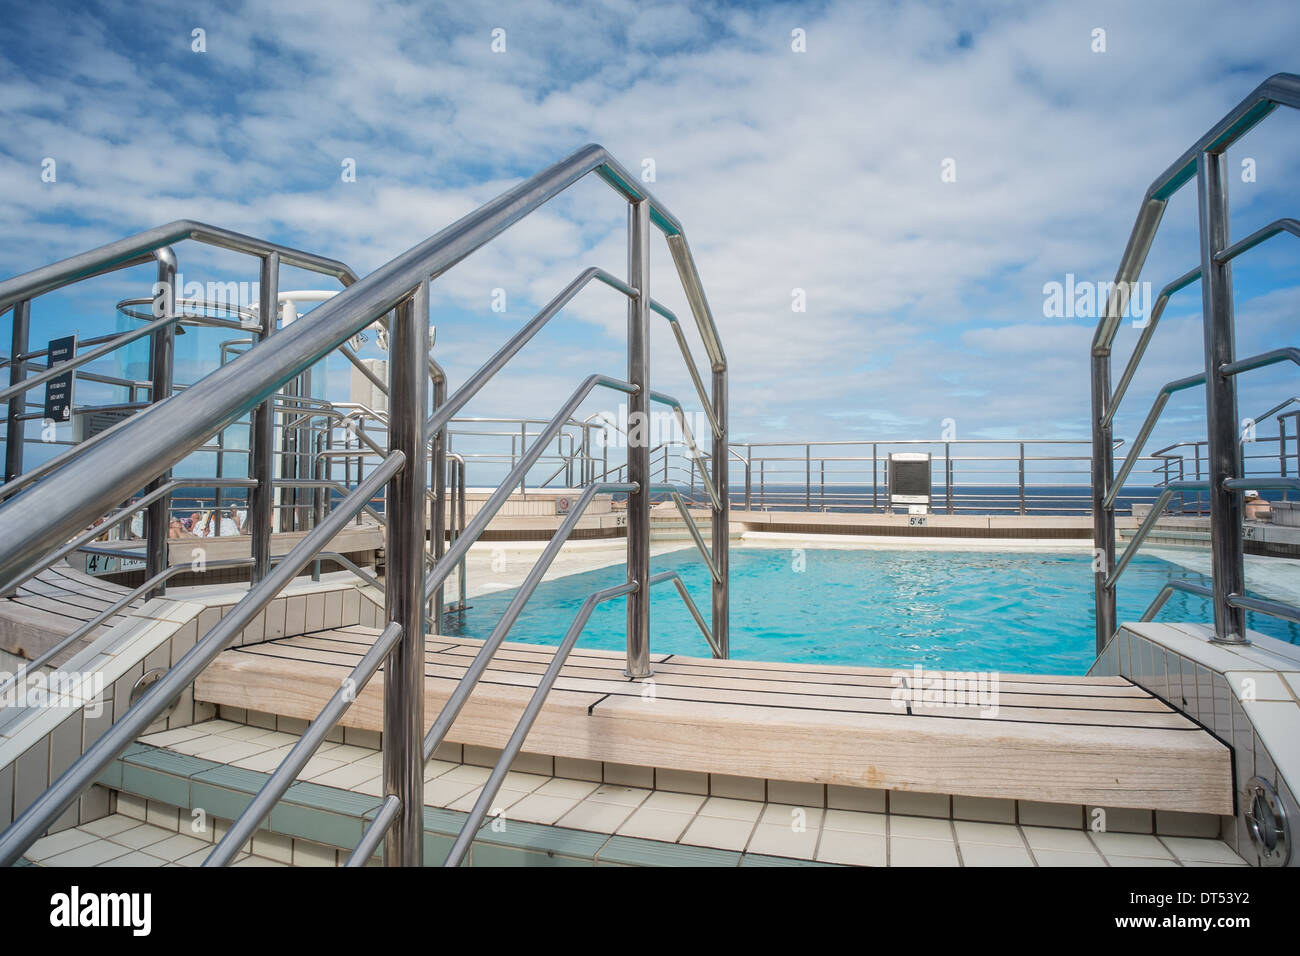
[0,562,137,664]
[196,625,1234,814]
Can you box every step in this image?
[19,720,1246,867]
[195,626,1234,815]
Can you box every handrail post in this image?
[945,442,952,514]
[248,252,278,583]
[805,443,811,510]
[1196,150,1247,643]
[1018,442,1026,516]
[1091,349,1117,653]
[1279,414,1289,500]
[145,249,177,596]
[4,300,29,485]
[383,282,428,866]
[625,199,652,678]
[712,366,729,658]
[430,362,447,634]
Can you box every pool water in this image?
[442,548,1300,674]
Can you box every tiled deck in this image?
[39,718,1245,867]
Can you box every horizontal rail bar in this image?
[1140,580,1215,623]
[1228,593,1300,626]
[1215,217,1300,264]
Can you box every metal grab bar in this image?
[421,480,638,761]
[1102,373,1206,510]
[1100,265,1202,428]
[441,568,713,866]
[1105,481,1209,590]
[1141,580,1215,621]
[441,577,636,866]
[204,620,403,866]
[0,451,403,867]
[661,487,720,583]
[347,794,401,867]
[421,375,637,604]
[0,558,255,697]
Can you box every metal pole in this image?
[430,363,447,634]
[145,250,176,596]
[5,301,30,483]
[945,442,952,514]
[248,253,278,583]
[745,443,752,511]
[872,443,878,513]
[383,282,428,866]
[625,199,652,678]
[1279,416,1288,501]
[1090,351,1117,653]
[1196,150,1247,643]
[711,366,729,658]
[805,444,811,510]
[1018,442,1026,516]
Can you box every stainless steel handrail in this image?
[0,145,723,597]
[0,452,402,866]
[1090,72,1300,648]
[1141,580,1215,621]
[442,569,705,867]
[421,481,637,761]
[0,220,356,311]
[347,794,401,867]
[1104,481,1209,590]
[204,620,403,866]
[421,375,637,605]
[1103,373,1207,509]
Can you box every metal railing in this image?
[1090,72,1300,650]
[733,438,1128,514]
[0,143,726,868]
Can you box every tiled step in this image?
[37,718,1249,868]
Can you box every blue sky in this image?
[2,0,1299,488]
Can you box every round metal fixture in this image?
[1243,776,1290,866]
[128,667,179,721]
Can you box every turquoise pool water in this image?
[442,548,1300,674]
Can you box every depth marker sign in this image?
[43,334,76,423]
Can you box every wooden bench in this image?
[196,625,1234,814]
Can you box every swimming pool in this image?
[442,547,1300,674]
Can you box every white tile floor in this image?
[27,718,1253,867]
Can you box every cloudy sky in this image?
[2,0,1299,486]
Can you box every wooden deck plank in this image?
[195,626,1233,813]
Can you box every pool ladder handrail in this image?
[1090,72,1300,649]
[0,144,727,867]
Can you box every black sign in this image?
[43,334,76,423]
